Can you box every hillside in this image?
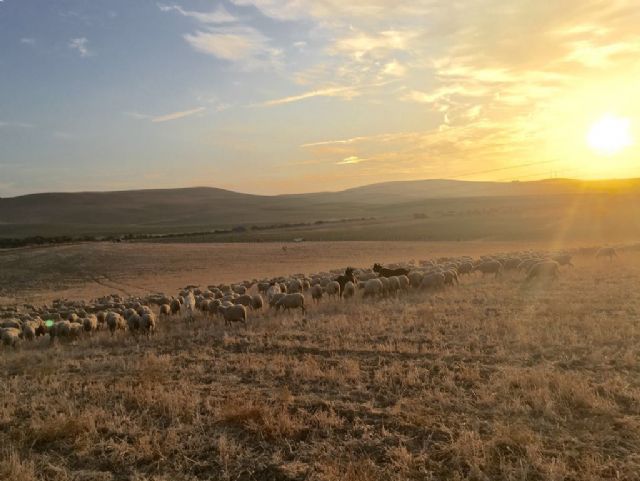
[1,178,640,241]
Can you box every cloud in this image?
[158,3,236,23]
[68,37,92,57]
[20,37,36,45]
[332,30,418,60]
[152,106,206,122]
[184,27,281,69]
[229,0,434,22]
[125,107,206,123]
[257,79,397,107]
[257,86,359,107]
[336,155,368,165]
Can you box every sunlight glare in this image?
[586,114,633,155]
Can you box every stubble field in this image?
[1,242,639,481]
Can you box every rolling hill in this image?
[1,178,640,241]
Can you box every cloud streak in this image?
[126,107,206,123]
[158,4,236,24]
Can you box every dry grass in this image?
[1,251,640,480]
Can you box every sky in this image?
[1,0,639,196]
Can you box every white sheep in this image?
[266,283,282,302]
[342,281,356,299]
[420,272,445,290]
[275,293,306,314]
[363,279,383,299]
[325,281,341,299]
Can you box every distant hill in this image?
[1,178,640,240]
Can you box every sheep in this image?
[379,277,390,296]
[170,298,181,315]
[106,312,126,335]
[22,323,36,342]
[269,292,287,309]
[257,282,270,295]
[233,285,247,295]
[397,275,410,291]
[219,304,247,326]
[443,269,459,286]
[342,281,356,299]
[287,279,303,294]
[266,283,282,302]
[363,278,383,299]
[96,311,107,325]
[182,291,196,320]
[596,247,617,261]
[552,254,573,267]
[127,313,142,334]
[325,281,341,299]
[420,272,445,291]
[251,294,264,311]
[1,319,21,330]
[311,284,323,304]
[474,260,502,278]
[457,262,474,275]
[82,316,98,333]
[1,328,22,348]
[518,258,540,272]
[275,293,306,314]
[208,299,222,316]
[503,258,521,271]
[159,304,171,317]
[141,312,156,336]
[387,276,401,296]
[50,321,83,343]
[408,271,424,288]
[233,294,253,308]
[526,260,560,282]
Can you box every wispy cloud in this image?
[152,106,205,122]
[336,155,368,165]
[257,86,358,107]
[68,37,92,57]
[0,121,34,129]
[20,37,36,45]
[257,80,397,107]
[184,26,281,69]
[125,107,206,123]
[158,3,236,24]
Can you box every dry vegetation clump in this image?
[1,253,640,480]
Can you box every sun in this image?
[586,114,633,155]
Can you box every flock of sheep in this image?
[0,246,616,350]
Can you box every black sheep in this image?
[373,263,410,278]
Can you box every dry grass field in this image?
[1,245,639,480]
[0,241,555,305]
